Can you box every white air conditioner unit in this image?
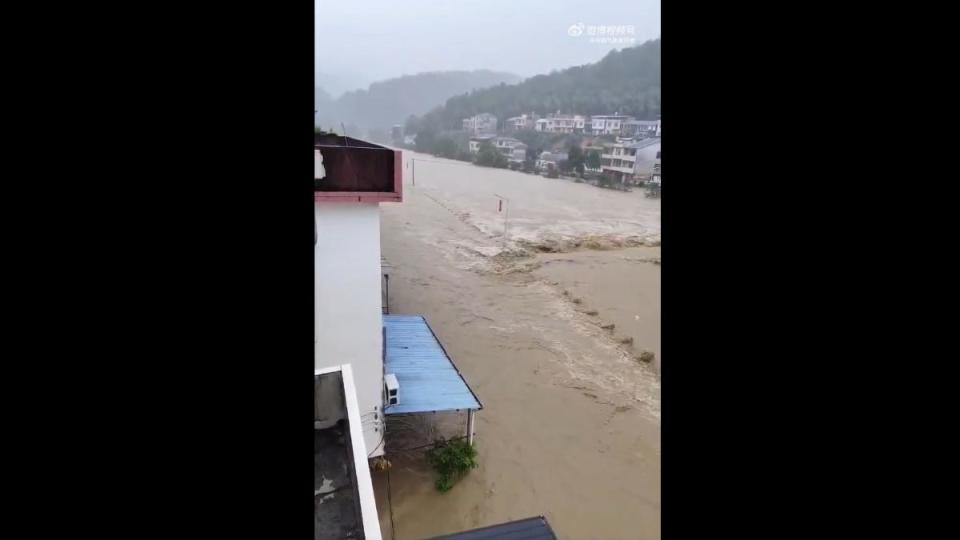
[384,374,400,406]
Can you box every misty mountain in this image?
[411,39,661,132]
[315,70,370,99]
[315,70,521,134]
[315,87,332,106]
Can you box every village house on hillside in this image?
[536,150,568,172]
[468,135,527,163]
[469,135,527,164]
[651,148,661,189]
[601,137,661,184]
[462,112,498,135]
[468,134,496,153]
[621,119,660,139]
[535,113,588,134]
[505,113,538,131]
[590,114,635,136]
[462,112,659,141]
[494,136,528,164]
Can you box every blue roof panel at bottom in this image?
[383,315,482,415]
[426,516,557,540]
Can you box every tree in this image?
[404,115,419,134]
[523,154,537,173]
[475,141,508,168]
[433,136,458,159]
[412,39,661,129]
[567,145,585,174]
[367,127,389,144]
[415,128,437,154]
[586,150,602,171]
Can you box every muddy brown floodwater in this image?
[373,151,661,540]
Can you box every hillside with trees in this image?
[315,70,521,136]
[407,39,660,134]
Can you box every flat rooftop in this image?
[315,424,362,539]
[315,370,369,539]
[315,132,402,203]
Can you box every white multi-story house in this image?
[651,148,661,187]
[505,113,537,131]
[462,113,498,135]
[621,120,660,139]
[314,133,404,540]
[471,135,526,163]
[314,134,404,459]
[468,134,497,153]
[315,131,481,447]
[590,114,635,136]
[493,136,528,163]
[535,150,568,171]
[535,113,587,134]
[601,137,661,184]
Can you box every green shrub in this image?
[425,438,478,492]
[474,141,508,168]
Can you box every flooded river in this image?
[373,151,661,539]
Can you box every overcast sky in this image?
[316,0,660,94]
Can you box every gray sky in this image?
[316,0,660,94]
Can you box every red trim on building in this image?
[393,149,403,200]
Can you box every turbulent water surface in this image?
[373,151,661,540]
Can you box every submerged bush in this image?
[425,438,478,492]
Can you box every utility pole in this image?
[494,194,509,247]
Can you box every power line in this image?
[386,468,397,540]
[411,157,485,168]
[387,468,397,540]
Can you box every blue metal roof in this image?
[382,315,482,415]
[427,516,557,540]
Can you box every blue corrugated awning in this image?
[426,516,557,540]
[383,315,482,415]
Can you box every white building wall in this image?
[315,202,385,457]
[633,142,662,175]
